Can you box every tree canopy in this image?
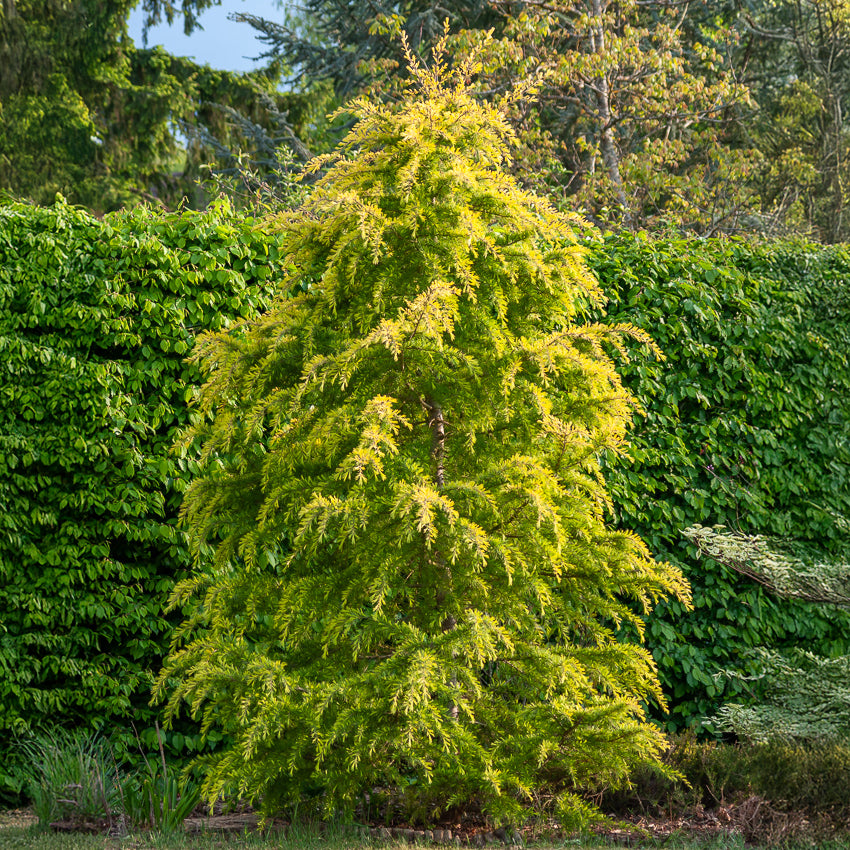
[227,0,850,240]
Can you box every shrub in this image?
[685,523,850,742]
[19,730,122,829]
[0,198,283,798]
[586,235,850,729]
[670,736,850,815]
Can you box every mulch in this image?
[4,796,845,846]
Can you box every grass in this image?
[0,818,354,850]
[17,730,121,828]
[0,830,748,850]
[0,808,747,850]
[5,815,849,850]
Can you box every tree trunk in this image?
[589,0,630,222]
[827,91,845,243]
[424,396,454,631]
[426,397,446,490]
[2,0,15,19]
[423,395,458,720]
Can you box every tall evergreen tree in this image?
[231,0,496,98]
[0,0,305,211]
[157,40,689,825]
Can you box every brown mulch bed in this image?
[0,809,37,830]
[6,798,846,846]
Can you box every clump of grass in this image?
[121,759,200,833]
[16,724,203,837]
[18,729,121,831]
[119,722,199,834]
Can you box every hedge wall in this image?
[0,199,283,797]
[588,234,850,730]
[3,203,850,796]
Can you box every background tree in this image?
[157,41,689,826]
[233,0,759,232]
[450,0,759,231]
[726,0,850,241]
[231,0,497,98]
[0,0,311,211]
[686,523,850,741]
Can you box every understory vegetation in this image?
[13,726,850,846]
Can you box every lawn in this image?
[0,827,754,850]
[6,807,847,850]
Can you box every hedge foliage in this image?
[0,199,282,797]
[3,202,850,797]
[587,234,850,729]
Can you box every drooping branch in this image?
[685,524,850,608]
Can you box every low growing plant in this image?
[606,734,850,817]
[19,730,122,829]
[121,763,201,833]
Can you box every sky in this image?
[126,1,283,73]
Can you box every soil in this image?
[2,798,845,846]
[0,809,37,830]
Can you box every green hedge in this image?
[587,234,850,730]
[0,199,282,797]
[3,205,850,797]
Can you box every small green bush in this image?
[0,199,283,798]
[606,735,850,819]
[681,737,850,815]
[19,730,122,828]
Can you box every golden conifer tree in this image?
[157,39,690,826]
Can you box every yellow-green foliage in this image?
[158,44,690,826]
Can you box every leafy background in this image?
[0,199,283,798]
[588,235,850,728]
[3,208,850,793]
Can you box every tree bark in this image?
[423,395,458,720]
[589,0,630,221]
[425,397,446,490]
[2,0,15,19]
[827,91,844,243]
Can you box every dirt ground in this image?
[0,809,38,829]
